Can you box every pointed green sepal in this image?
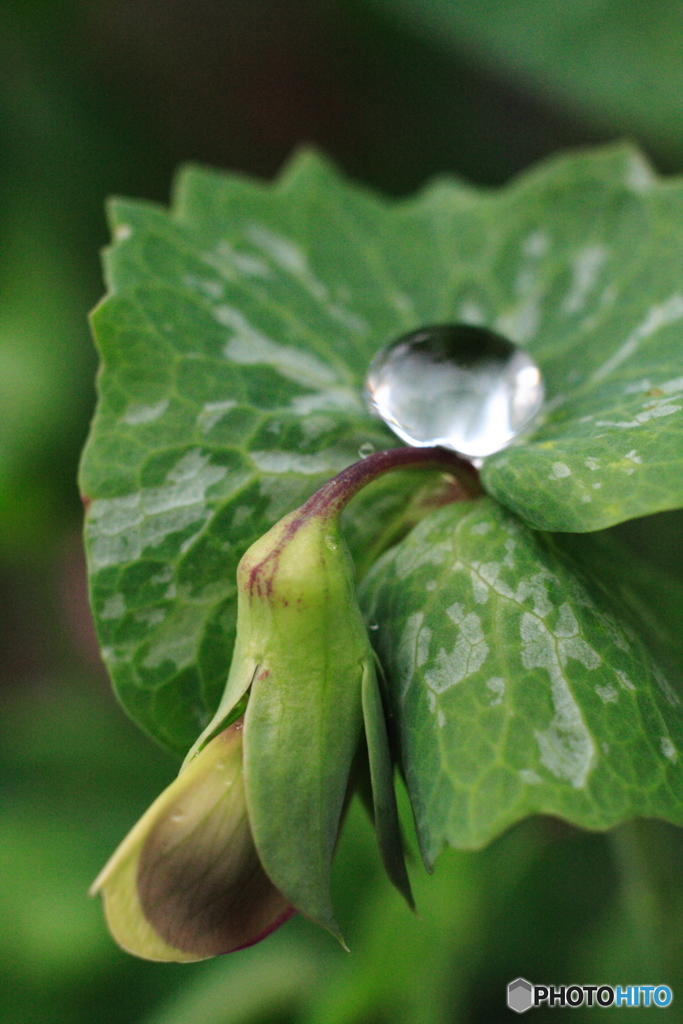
[361,657,414,910]
[237,508,366,941]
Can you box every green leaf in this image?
[360,498,683,866]
[81,143,683,752]
[365,0,683,160]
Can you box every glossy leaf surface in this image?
[360,499,683,864]
[80,144,683,751]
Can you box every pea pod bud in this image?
[91,447,478,959]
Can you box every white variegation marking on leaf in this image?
[142,605,208,673]
[592,294,683,382]
[598,396,683,429]
[459,300,486,324]
[202,240,272,280]
[151,566,173,586]
[391,292,415,316]
[522,230,550,258]
[661,737,678,762]
[469,569,489,605]
[290,388,362,414]
[249,450,351,475]
[616,670,636,691]
[298,414,335,441]
[549,462,572,480]
[487,676,506,706]
[245,223,368,332]
[88,452,231,571]
[134,608,166,627]
[562,244,608,315]
[553,603,579,638]
[246,224,316,278]
[496,296,540,344]
[122,400,169,426]
[561,637,601,670]
[183,275,224,300]
[395,539,452,579]
[625,379,652,394]
[217,306,338,385]
[521,612,595,788]
[396,612,431,700]
[653,665,681,707]
[625,152,656,193]
[424,610,488,694]
[101,594,126,620]
[197,400,237,432]
[446,602,465,624]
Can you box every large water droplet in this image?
[365,324,544,458]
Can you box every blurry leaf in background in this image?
[0,679,185,1024]
[365,0,683,167]
[0,215,94,548]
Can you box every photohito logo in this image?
[507,979,673,1012]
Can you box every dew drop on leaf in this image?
[365,324,544,458]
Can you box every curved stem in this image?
[243,447,481,597]
[300,446,482,523]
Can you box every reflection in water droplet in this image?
[365,324,544,458]
[358,442,375,458]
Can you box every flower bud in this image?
[187,496,412,942]
[90,722,291,962]
[93,447,475,959]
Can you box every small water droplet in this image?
[365,324,544,458]
[324,535,338,550]
[170,811,185,822]
[358,442,375,458]
[369,623,379,630]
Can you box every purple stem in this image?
[300,445,482,522]
[243,446,481,597]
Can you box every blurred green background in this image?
[3,1,683,1021]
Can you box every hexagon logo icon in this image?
[508,978,534,1013]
